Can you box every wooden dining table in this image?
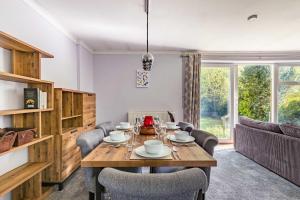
[81,132,217,200]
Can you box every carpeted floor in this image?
[49,149,300,200]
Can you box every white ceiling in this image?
[28,0,300,52]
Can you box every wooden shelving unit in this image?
[43,88,96,189]
[0,31,54,200]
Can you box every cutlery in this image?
[172,142,196,147]
[106,144,121,154]
[172,146,180,160]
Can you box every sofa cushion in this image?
[279,123,300,138]
[239,116,282,134]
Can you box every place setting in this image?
[130,139,173,160]
[115,122,133,131]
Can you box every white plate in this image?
[135,145,171,158]
[166,125,180,130]
[103,135,130,144]
[116,125,133,130]
[167,134,195,143]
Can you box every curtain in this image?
[182,53,201,129]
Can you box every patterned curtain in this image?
[182,53,201,129]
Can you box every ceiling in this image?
[28,0,300,52]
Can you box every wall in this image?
[93,54,183,124]
[0,1,94,199]
[79,46,94,92]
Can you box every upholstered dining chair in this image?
[177,121,194,133]
[95,121,115,136]
[98,168,207,200]
[152,129,218,199]
[77,122,142,200]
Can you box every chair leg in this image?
[202,193,205,200]
[197,190,204,200]
[89,192,95,200]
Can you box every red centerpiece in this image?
[143,116,154,127]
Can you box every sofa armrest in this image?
[191,129,218,156]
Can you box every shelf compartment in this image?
[0,71,53,84]
[0,162,52,197]
[0,135,53,157]
[0,31,53,58]
[61,114,82,120]
[0,108,53,116]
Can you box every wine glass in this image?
[153,120,162,140]
[132,122,141,146]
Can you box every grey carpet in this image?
[49,149,300,200]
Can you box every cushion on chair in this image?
[99,168,207,200]
[96,121,114,136]
[152,166,185,173]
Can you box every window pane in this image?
[238,65,271,121]
[278,85,300,125]
[279,66,300,82]
[200,67,231,139]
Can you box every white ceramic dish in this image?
[109,131,125,141]
[135,145,171,158]
[144,140,163,154]
[103,135,130,144]
[167,134,195,143]
[119,122,130,129]
[116,125,133,130]
[166,125,180,130]
[174,130,189,141]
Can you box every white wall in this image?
[79,46,94,92]
[0,1,94,199]
[94,54,183,124]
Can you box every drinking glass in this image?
[153,120,162,140]
[132,122,141,146]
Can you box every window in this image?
[238,65,271,121]
[278,66,300,125]
[200,66,232,140]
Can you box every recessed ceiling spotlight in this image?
[247,14,258,22]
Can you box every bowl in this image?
[109,131,125,141]
[144,140,163,154]
[166,122,177,129]
[120,122,130,129]
[175,131,189,141]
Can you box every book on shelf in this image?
[24,88,47,109]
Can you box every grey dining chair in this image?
[98,167,208,200]
[177,121,194,133]
[77,121,142,200]
[152,129,218,200]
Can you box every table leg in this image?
[95,168,105,200]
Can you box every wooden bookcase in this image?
[43,88,96,189]
[0,32,54,199]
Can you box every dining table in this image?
[81,131,217,200]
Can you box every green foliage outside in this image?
[200,68,230,139]
[238,65,271,121]
[278,67,300,125]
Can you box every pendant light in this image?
[142,0,154,71]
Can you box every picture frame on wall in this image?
[136,69,150,88]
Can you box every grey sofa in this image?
[99,167,207,200]
[234,116,300,186]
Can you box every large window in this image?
[278,66,300,125]
[238,65,271,121]
[200,66,232,140]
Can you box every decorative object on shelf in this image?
[4,128,36,146]
[142,0,154,71]
[0,129,17,153]
[24,88,40,109]
[136,69,150,88]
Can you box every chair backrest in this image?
[99,168,207,200]
[128,111,175,125]
[96,121,114,137]
[177,121,194,133]
[76,129,105,193]
[191,129,218,187]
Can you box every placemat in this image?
[130,150,173,160]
